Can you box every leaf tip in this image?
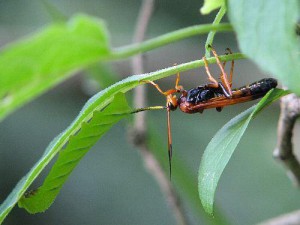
[200,0,224,15]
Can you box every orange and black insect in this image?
[145,47,277,177]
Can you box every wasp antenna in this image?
[131,106,166,114]
[167,108,173,179]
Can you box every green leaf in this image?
[18,93,131,213]
[0,94,130,222]
[198,88,290,214]
[0,54,243,223]
[0,18,233,122]
[0,14,110,121]
[227,0,300,95]
[200,0,225,15]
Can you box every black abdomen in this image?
[238,78,277,96]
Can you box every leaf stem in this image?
[109,23,233,60]
[143,53,246,82]
[205,4,227,57]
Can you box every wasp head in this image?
[167,95,178,111]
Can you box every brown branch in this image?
[257,209,300,225]
[273,93,300,186]
[131,0,153,144]
[129,1,189,225]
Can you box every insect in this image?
[145,46,277,177]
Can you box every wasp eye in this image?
[167,102,177,111]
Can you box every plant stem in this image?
[130,1,190,224]
[273,93,300,186]
[205,4,227,57]
[143,53,246,82]
[109,23,233,60]
[257,209,300,225]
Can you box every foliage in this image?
[0,14,232,122]
[198,89,290,214]
[201,0,224,15]
[0,15,110,121]
[17,93,131,213]
[227,0,300,95]
[0,1,299,224]
[0,47,242,223]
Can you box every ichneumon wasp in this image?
[142,46,277,177]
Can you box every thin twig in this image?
[257,209,300,225]
[131,0,153,144]
[273,93,300,186]
[109,23,232,59]
[130,1,189,225]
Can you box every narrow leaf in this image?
[0,14,110,121]
[227,0,300,95]
[198,89,290,214]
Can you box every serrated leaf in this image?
[0,16,234,122]
[227,0,300,95]
[18,93,131,213]
[200,0,225,15]
[0,14,110,121]
[198,89,290,214]
[0,53,244,224]
[0,94,130,222]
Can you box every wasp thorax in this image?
[186,87,215,104]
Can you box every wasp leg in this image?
[218,83,231,98]
[216,107,223,112]
[225,48,234,87]
[218,48,234,87]
[144,80,177,96]
[208,45,232,97]
[202,56,219,88]
[175,72,183,92]
[217,48,234,86]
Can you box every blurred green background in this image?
[1,0,300,224]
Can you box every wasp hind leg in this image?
[223,48,234,88]
[202,55,230,99]
[208,45,233,97]
[202,56,219,88]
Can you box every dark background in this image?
[1,1,300,224]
